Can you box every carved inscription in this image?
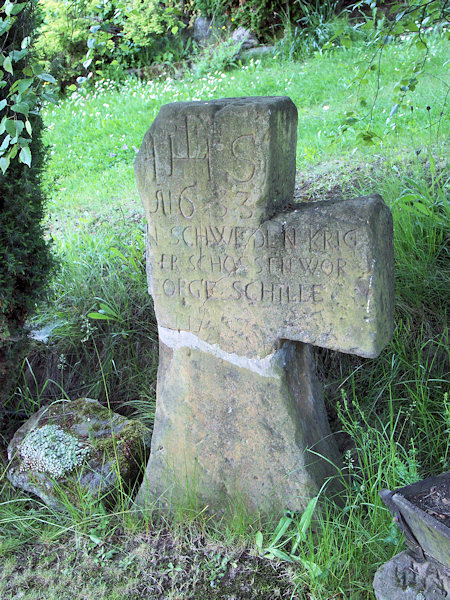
[142,103,364,330]
[136,97,393,357]
[151,221,360,308]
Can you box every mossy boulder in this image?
[7,398,151,509]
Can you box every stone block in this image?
[373,551,450,600]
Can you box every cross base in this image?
[136,333,340,514]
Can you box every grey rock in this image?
[373,551,450,599]
[240,45,276,60]
[232,27,258,49]
[7,398,151,509]
[193,16,212,42]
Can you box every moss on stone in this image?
[7,398,151,510]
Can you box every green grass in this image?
[42,33,448,234]
[0,31,449,600]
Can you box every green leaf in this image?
[11,49,27,61]
[19,145,31,167]
[341,36,351,49]
[32,63,44,75]
[89,534,103,546]
[407,22,419,32]
[0,99,6,111]
[11,102,29,115]
[99,303,119,318]
[67,84,77,91]
[415,39,427,50]
[10,2,26,15]
[25,119,32,136]
[4,1,14,17]
[37,72,56,84]
[265,548,292,562]
[0,19,11,36]
[292,556,324,578]
[9,143,18,159]
[0,134,11,151]
[18,79,33,94]
[4,118,16,136]
[3,56,12,75]
[429,153,436,176]
[255,531,263,551]
[269,514,293,547]
[87,312,111,321]
[0,155,10,173]
[389,3,404,14]
[297,495,318,538]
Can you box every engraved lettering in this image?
[299,257,318,275]
[160,254,178,271]
[284,228,296,248]
[143,135,156,180]
[169,226,180,246]
[309,227,323,251]
[178,279,186,297]
[320,258,333,276]
[196,227,209,247]
[232,280,242,300]
[148,189,162,214]
[230,135,257,183]
[188,279,203,298]
[163,279,175,297]
[223,255,238,274]
[245,281,261,301]
[268,256,279,275]
[236,191,253,219]
[208,226,233,246]
[311,284,323,303]
[343,229,357,249]
[182,227,194,247]
[210,255,222,273]
[179,184,196,219]
[253,229,265,248]
[188,255,196,271]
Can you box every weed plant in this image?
[0,30,448,600]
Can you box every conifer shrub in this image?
[0,2,56,405]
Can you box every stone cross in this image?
[135,97,394,514]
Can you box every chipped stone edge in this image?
[158,326,282,378]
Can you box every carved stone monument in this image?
[135,97,394,513]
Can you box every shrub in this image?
[36,0,188,88]
[0,1,56,403]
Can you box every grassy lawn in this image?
[0,33,448,599]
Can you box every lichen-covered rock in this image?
[7,398,151,509]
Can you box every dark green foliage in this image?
[0,116,54,333]
[0,4,55,402]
